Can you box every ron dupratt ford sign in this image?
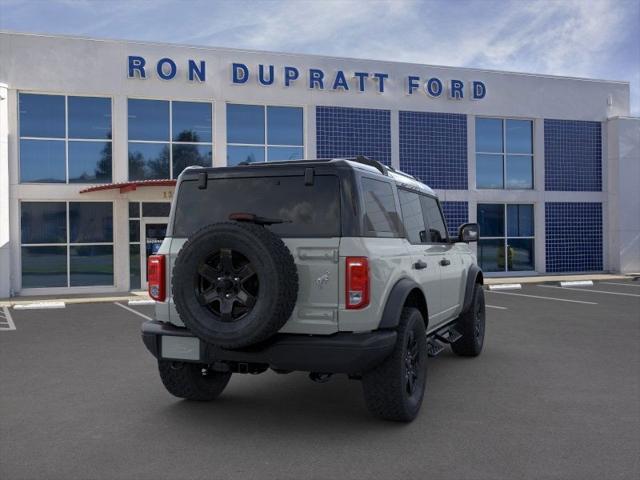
[127,56,487,100]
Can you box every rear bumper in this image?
[141,320,397,374]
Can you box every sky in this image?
[1,0,639,114]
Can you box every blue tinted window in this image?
[477,204,504,237]
[21,246,68,288]
[128,142,170,180]
[128,99,169,141]
[476,118,503,153]
[19,93,65,138]
[267,106,303,145]
[506,155,533,189]
[477,239,505,273]
[267,146,304,162]
[68,96,112,139]
[21,202,67,244]
[507,205,534,237]
[227,145,265,165]
[142,202,171,217]
[172,144,212,177]
[70,245,114,286]
[507,238,534,271]
[172,102,212,143]
[129,202,140,218]
[68,141,112,183]
[20,139,66,183]
[506,120,532,154]
[129,220,140,242]
[476,154,503,189]
[130,244,141,290]
[227,104,264,144]
[69,202,113,243]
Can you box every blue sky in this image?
[1,0,638,114]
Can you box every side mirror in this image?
[458,223,479,243]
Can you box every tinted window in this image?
[420,196,448,242]
[68,96,112,139]
[70,245,114,286]
[507,204,534,237]
[506,119,532,154]
[174,175,341,237]
[476,118,503,153]
[69,202,113,243]
[128,99,169,141]
[477,204,505,237]
[19,139,66,183]
[267,106,303,145]
[361,178,401,235]
[227,104,264,144]
[476,154,503,189]
[172,144,212,177]
[68,141,112,183]
[21,246,68,288]
[398,189,426,243]
[506,155,533,189]
[21,202,67,244]
[227,145,265,165]
[128,142,170,180]
[129,202,140,218]
[19,93,65,138]
[142,202,171,217]
[267,146,304,162]
[172,101,212,143]
[129,244,141,290]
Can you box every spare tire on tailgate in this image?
[172,222,298,349]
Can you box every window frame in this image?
[127,98,214,180]
[477,202,536,273]
[226,102,306,164]
[19,200,116,289]
[475,116,534,190]
[18,92,114,184]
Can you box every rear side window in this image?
[398,189,426,243]
[361,177,402,236]
[173,175,340,237]
[420,196,449,243]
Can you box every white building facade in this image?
[0,32,638,297]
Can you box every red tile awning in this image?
[79,179,177,194]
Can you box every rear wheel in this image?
[451,284,485,357]
[158,360,231,401]
[362,307,427,422]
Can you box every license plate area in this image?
[161,336,201,361]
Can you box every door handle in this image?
[439,258,451,266]
[413,260,427,270]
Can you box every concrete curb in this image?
[0,295,151,308]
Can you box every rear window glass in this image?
[173,175,340,237]
[361,177,402,236]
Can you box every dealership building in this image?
[0,31,638,297]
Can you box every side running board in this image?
[426,324,462,357]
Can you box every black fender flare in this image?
[378,278,427,330]
[461,264,483,314]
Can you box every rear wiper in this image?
[229,212,291,226]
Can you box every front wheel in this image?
[451,284,485,357]
[362,307,427,422]
[158,360,231,401]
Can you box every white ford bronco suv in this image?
[141,156,485,422]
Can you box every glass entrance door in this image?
[141,218,168,288]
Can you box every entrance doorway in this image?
[141,218,168,289]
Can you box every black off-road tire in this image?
[172,222,298,349]
[158,360,231,401]
[362,307,427,422]
[451,284,485,357]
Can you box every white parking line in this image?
[539,285,640,297]
[487,290,598,305]
[0,306,16,331]
[486,305,508,310]
[600,282,640,288]
[14,301,66,310]
[128,299,156,306]
[114,302,153,321]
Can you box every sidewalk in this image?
[2,273,637,307]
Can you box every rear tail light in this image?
[148,255,166,302]
[345,257,369,309]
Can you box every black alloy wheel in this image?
[196,248,259,322]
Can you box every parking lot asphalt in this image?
[1,280,639,480]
